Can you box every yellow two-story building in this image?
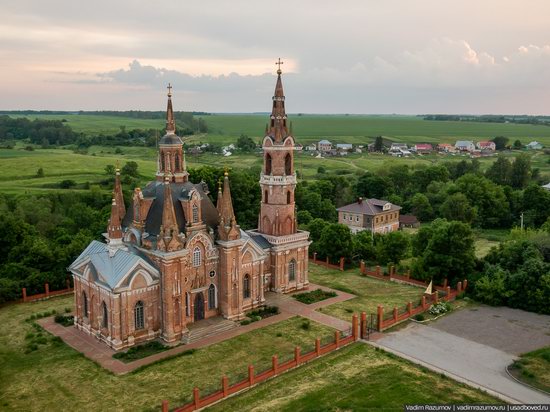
[337,198,401,234]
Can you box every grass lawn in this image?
[293,288,337,304]
[309,264,425,320]
[0,295,335,412]
[207,343,499,412]
[509,346,550,394]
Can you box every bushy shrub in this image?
[414,314,425,321]
[428,302,451,316]
[54,314,74,327]
[301,320,311,330]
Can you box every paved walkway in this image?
[373,305,550,404]
[39,282,355,374]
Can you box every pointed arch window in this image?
[243,274,251,299]
[102,301,108,328]
[264,190,269,203]
[134,301,145,330]
[192,204,199,223]
[285,153,292,175]
[174,299,181,326]
[287,190,291,204]
[289,259,296,282]
[193,247,201,267]
[185,292,190,317]
[265,154,272,175]
[208,284,217,310]
[175,153,180,172]
[82,291,88,319]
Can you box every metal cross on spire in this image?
[167,83,172,96]
[275,58,284,74]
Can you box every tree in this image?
[121,161,139,178]
[440,192,477,224]
[355,173,394,199]
[236,134,256,151]
[35,168,44,178]
[307,218,329,242]
[373,136,384,152]
[317,166,326,174]
[513,139,523,150]
[317,223,353,261]
[352,230,376,261]
[491,136,509,150]
[297,210,313,225]
[511,154,531,189]
[104,164,116,175]
[409,193,433,222]
[485,155,512,186]
[522,184,550,227]
[375,231,410,264]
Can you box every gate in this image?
[364,313,378,340]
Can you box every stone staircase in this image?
[182,318,238,344]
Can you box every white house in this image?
[526,141,543,150]
[318,140,333,152]
[476,141,496,151]
[305,143,317,151]
[455,140,475,152]
[336,143,353,152]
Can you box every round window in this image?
[209,270,216,278]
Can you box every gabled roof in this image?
[69,240,159,290]
[337,198,401,216]
[318,139,332,144]
[455,140,474,146]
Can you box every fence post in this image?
[393,307,398,322]
[463,279,468,291]
[352,314,359,341]
[313,252,317,264]
[222,375,229,397]
[45,283,50,297]
[377,305,384,332]
[376,265,381,276]
[446,286,451,301]
[161,400,169,412]
[294,346,301,365]
[339,257,345,271]
[315,338,321,356]
[193,387,200,409]
[443,278,448,288]
[360,312,367,339]
[22,288,27,302]
[248,364,255,386]
[421,296,427,309]
[272,355,278,374]
[334,331,340,348]
[457,281,462,294]
[406,270,411,279]
[434,291,439,304]
[360,260,365,274]
[407,302,412,315]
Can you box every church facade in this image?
[69,69,310,350]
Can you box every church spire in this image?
[161,175,178,234]
[220,170,235,224]
[216,178,224,216]
[268,59,289,143]
[166,83,176,134]
[218,170,240,241]
[113,165,126,219]
[107,197,123,241]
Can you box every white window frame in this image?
[193,247,201,267]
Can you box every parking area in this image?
[374,305,550,404]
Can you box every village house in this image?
[336,143,353,153]
[294,143,303,151]
[437,143,455,153]
[317,139,333,152]
[399,214,420,229]
[69,70,310,351]
[337,198,401,234]
[476,141,496,151]
[414,143,433,154]
[389,143,412,157]
[455,140,475,152]
[526,141,543,150]
[305,143,317,151]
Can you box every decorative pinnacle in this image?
[224,166,229,177]
[218,179,222,190]
[275,58,284,75]
[115,160,120,172]
[167,83,173,97]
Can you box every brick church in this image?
[69,67,310,350]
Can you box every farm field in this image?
[206,343,499,411]
[309,265,425,320]
[0,295,335,412]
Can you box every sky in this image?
[1,0,550,114]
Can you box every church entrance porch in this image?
[181,316,238,344]
[194,292,205,321]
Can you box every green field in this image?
[207,343,498,411]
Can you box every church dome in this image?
[159,133,183,145]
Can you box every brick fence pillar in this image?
[360,260,365,274]
[457,281,462,294]
[360,312,367,339]
[421,296,427,309]
[272,355,278,374]
[248,364,255,386]
[313,252,317,263]
[446,286,451,301]
[222,375,229,397]
[193,387,200,409]
[339,257,345,271]
[406,270,411,279]
[434,291,439,304]
[393,307,398,322]
[315,338,321,356]
[22,288,27,302]
[352,314,359,341]
[294,346,301,364]
[45,283,50,297]
[161,400,169,412]
[407,301,412,315]
[443,278,448,288]
[376,265,381,276]
[463,279,468,291]
[334,331,340,348]
[377,305,384,332]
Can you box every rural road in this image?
[373,305,550,404]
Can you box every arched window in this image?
[102,301,108,328]
[175,153,180,172]
[284,153,292,175]
[185,292,190,317]
[265,154,272,175]
[264,190,269,203]
[174,299,181,326]
[243,274,250,299]
[208,284,216,310]
[82,292,88,318]
[192,204,199,223]
[287,190,291,204]
[161,154,165,171]
[193,247,201,267]
[134,301,144,330]
[289,259,296,282]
